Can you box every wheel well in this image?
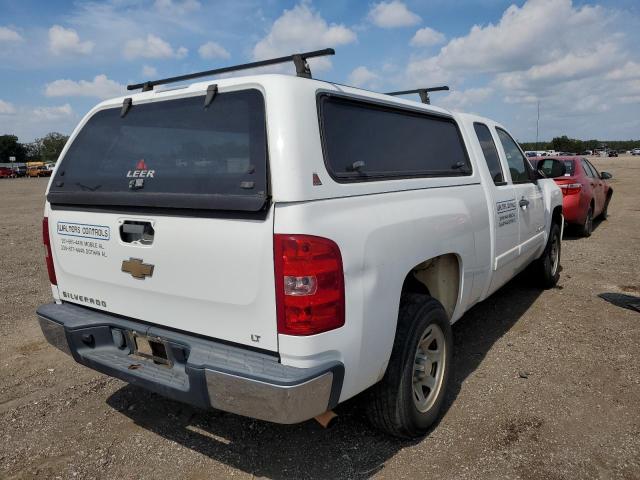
[401,254,460,320]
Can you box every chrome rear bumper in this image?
[205,370,334,424]
[37,303,343,424]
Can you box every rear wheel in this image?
[579,206,593,237]
[365,294,452,438]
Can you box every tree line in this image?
[0,133,69,163]
[520,136,640,153]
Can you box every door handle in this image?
[519,198,529,208]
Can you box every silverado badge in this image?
[121,258,154,279]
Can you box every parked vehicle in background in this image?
[27,165,52,177]
[534,156,612,237]
[608,150,618,157]
[632,148,640,156]
[12,165,27,177]
[528,150,549,157]
[0,162,27,177]
[0,166,16,178]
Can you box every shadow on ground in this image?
[598,292,640,313]
[562,217,606,241]
[107,274,543,479]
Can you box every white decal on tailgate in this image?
[57,222,110,258]
[57,222,110,240]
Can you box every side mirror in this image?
[600,171,612,180]
[537,159,566,179]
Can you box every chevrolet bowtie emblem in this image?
[121,258,154,279]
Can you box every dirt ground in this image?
[1,156,638,480]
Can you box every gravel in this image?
[1,157,638,479]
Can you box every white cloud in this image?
[142,65,158,77]
[410,27,445,47]
[45,75,125,99]
[495,43,621,91]
[405,56,452,87]
[0,26,23,43]
[618,78,640,103]
[154,0,201,15]
[0,104,78,142]
[32,104,73,121]
[368,1,421,29]
[434,0,607,73]
[253,3,356,72]
[401,0,638,123]
[124,34,188,60]
[606,61,640,81]
[0,100,16,115]
[49,25,94,55]
[439,87,492,110]
[198,41,230,60]
[348,66,380,89]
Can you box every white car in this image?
[37,50,564,438]
[632,148,640,156]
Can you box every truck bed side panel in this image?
[274,183,488,402]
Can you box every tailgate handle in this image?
[120,221,154,245]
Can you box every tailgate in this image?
[48,208,278,351]
[45,87,278,351]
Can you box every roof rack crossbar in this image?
[127,48,335,91]
[386,86,450,104]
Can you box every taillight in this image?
[560,183,582,196]
[42,217,57,285]
[274,234,344,336]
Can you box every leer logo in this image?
[127,159,155,178]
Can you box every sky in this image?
[1,0,639,143]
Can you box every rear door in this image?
[46,88,279,351]
[472,122,519,292]
[494,128,545,267]
[583,158,604,214]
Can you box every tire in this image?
[365,294,453,438]
[534,222,561,288]
[600,194,611,220]
[579,206,593,237]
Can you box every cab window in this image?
[496,128,531,183]
[473,123,505,185]
[318,94,472,182]
[585,159,600,178]
[581,159,595,178]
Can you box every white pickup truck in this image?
[38,50,565,438]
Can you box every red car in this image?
[535,156,612,236]
[0,167,16,178]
